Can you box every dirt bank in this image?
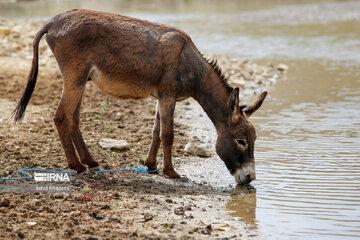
[0,19,286,239]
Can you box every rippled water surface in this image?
[1,0,359,239]
[246,60,360,239]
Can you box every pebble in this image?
[184,142,196,154]
[0,198,10,207]
[0,27,10,36]
[174,207,185,215]
[98,138,130,150]
[184,142,212,157]
[277,63,289,71]
[195,144,212,157]
[144,213,153,222]
[17,231,25,239]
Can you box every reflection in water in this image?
[226,185,257,228]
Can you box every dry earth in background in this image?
[0,19,286,240]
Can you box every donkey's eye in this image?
[236,139,247,147]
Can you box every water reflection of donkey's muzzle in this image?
[233,162,256,184]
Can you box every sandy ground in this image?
[0,19,285,240]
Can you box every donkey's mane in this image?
[203,55,233,93]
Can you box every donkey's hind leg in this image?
[54,74,88,173]
[70,91,99,170]
[145,101,161,171]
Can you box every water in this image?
[247,60,360,239]
[1,0,360,239]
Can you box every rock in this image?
[174,207,185,215]
[184,142,196,154]
[0,27,10,36]
[195,145,212,157]
[184,142,212,157]
[0,198,10,207]
[277,63,289,72]
[231,77,246,88]
[17,231,25,239]
[11,32,20,39]
[144,213,153,222]
[98,138,130,150]
[89,211,104,220]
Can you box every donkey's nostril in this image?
[246,174,252,183]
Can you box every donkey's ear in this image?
[228,87,240,118]
[243,91,268,118]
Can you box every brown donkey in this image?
[14,9,267,184]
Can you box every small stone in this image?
[231,78,246,88]
[184,142,196,154]
[17,231,25,239]
[277,63,289,72]
[144,213,153,222]
[0,27,10,36]
[0,198,10,207]
[89,211,104,220]
[33,199,41,206]
[174,207,185,215]
[185,142,211,157]
[195,144,212,157]
[202,224,212,234]
[11,32,20,38]
[98,138,130,150]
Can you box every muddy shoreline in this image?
[0,19,286,239]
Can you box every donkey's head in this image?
[216,88,267,185]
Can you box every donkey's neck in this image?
[194,72,231,130]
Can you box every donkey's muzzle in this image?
[233,162,256,185]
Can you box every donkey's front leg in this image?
[158,96,180,178]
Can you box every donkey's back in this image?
[46,9,199,99]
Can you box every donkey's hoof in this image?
[88,166,100,174]
[147,168,159,174]
[163,169,181,179]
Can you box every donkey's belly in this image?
[90,68,151,99]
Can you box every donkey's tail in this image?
[13,21,52,122]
